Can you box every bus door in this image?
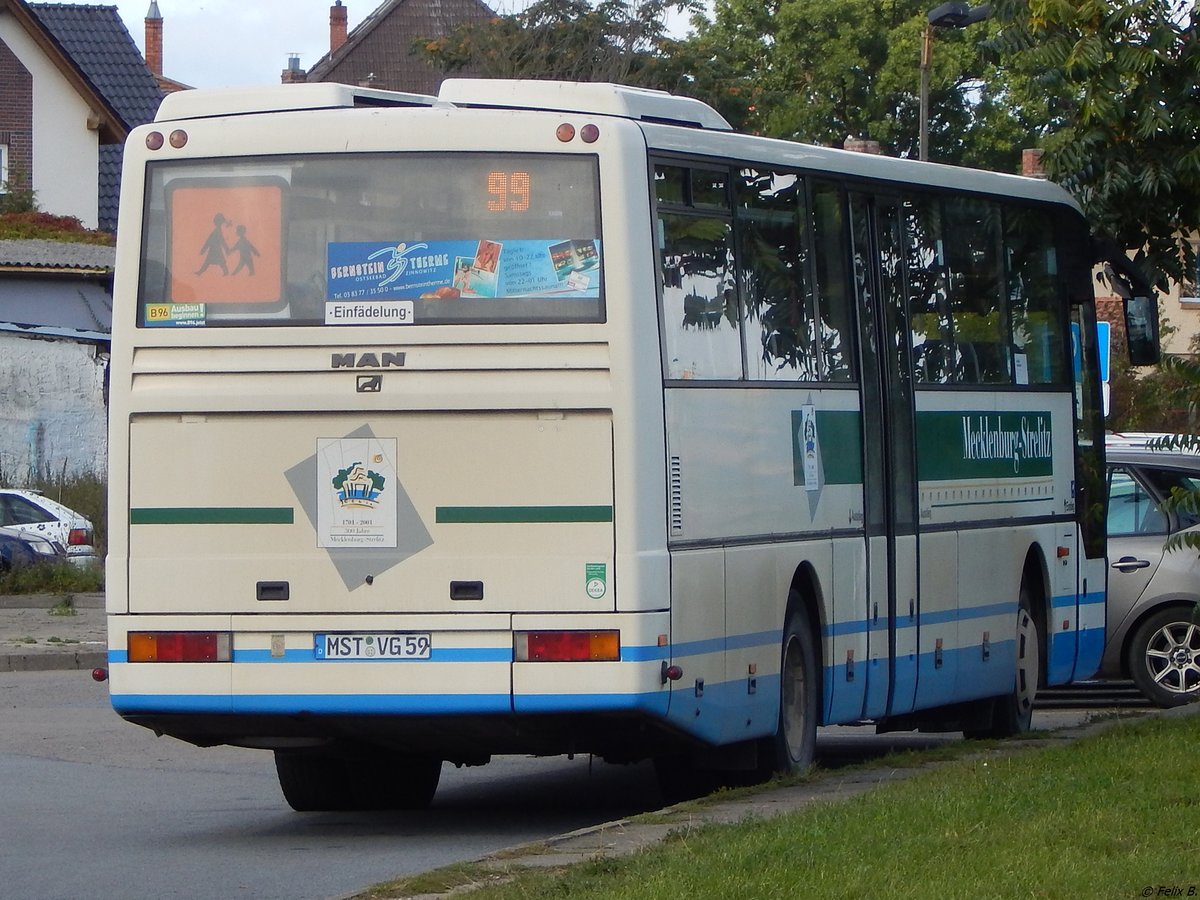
[848,193,920,718]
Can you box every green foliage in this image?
[1105,310,1195,433]
[991,0,1200,291]
[416,0,700,86]
[670,0,1046,169]
[0,162,37,214]
[0,211,114,244]
[0,560,102,595]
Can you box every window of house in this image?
[0,144,9,192]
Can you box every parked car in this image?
[1103,440,1200,706]
[0,525,67,572]
[0,489,97,567]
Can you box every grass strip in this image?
[368,713,1199,899]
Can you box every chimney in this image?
[145,1,163,77]
[1022,148,1046,179]
[331,1,348,54]
[281,54,306,84]
[844,136,882,155]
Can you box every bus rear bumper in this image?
[107,611,675,758]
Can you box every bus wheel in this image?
[758,603,818,778]
[966,587,1040,739]
[347,754,442,810]
[274,750,354,812]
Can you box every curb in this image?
[0,649,106,673]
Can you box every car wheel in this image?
[1126,606,1200,708]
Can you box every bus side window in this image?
[1004,209,1067,385]
[736,168,820,381]
[810,181,856,382]
[658,213,741,381]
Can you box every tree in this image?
[670,0,1045,170]
[417,0,700,86]
[990,0,1200,293]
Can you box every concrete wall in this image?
[0,11,99,228]
[0,332,108,484]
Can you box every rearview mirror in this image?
[1124,296,1160,366]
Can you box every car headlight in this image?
[28,540,57,556]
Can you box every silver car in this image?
[1103,443,1200,706]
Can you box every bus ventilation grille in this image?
[669,456,683,535]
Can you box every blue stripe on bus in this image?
[824,638,1019,724]
[668,631,780,659]
[823,602,1018,637]
[111,646,670,665]
[111,693,515,716]
[111,691,669,717]
[1052,591,1105,609]
[514,692,670,715]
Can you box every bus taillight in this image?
[514,630,619,662]
[128,632,231,663]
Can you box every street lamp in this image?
[919,2,991,162]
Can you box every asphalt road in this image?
[0,669,667,900]
[0,668,1141,900]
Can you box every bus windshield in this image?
[136,152,604,327]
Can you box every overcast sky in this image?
[110,0,529,89]
[106,1,694,90]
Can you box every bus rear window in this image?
[137,153,603,327]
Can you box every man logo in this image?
[357,375,382,393]
[331,352,407,369]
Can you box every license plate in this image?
[315,633,432,660]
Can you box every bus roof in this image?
[436,79,733,131]
[148,79,1074,211]
[639,123,1081,211]
[155,83,439,121]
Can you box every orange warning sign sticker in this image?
[168,183,283,305]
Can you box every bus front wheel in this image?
[758,602,818,778]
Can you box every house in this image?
[0,238,113,481]
[0,0,163,232]
[288,0,495,95]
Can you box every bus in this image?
[105,79,1152,810]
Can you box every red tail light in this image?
[128,632,232,662]
[514,630,619,662]
[67,528,91,546]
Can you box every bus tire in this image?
[347,754,442,810]
[274,750,354,812]
[758,602,818,778]
[966,585,1040,739]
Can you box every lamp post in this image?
[919,2,991,162]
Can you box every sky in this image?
[106,1,697,90]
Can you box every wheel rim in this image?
[781,634,809,763]
[1015,608,1039,718]
[1144,620,1200,696]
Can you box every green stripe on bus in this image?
[435,506,613,524]
[131,507,295,525]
